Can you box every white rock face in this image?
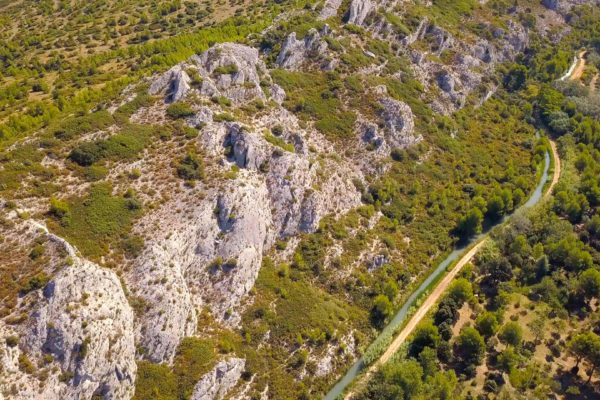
[129,106,362,363]
[190,358,245,400]
[129,171,273,362]
[150,43,274,106]
[379,97,420,148]
[319,0,344,19]
[276,28,330,70]
[149,65,191,103]
[347,0,374,26]
[0,222,136,400]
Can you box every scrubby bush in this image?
[176,152,204,181]
[166,102,194,118]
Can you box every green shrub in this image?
[49,197,71,226]
[5,336,18,347]
[173,337,216,400]
[166,102,194,118]
[133,361,177,400]
[213,64,239,75]
[272,70,357,139]
[264,132,294,153]
[121,235,145,258]
[49,183,143,258]
[29,244,45,260]
[83,165,109,181]
[68,124,156,166]
[176,152,204,181]
[213,112,235,122]
[18,353,36,374]
[52,111,115,140]
[211,95,232,107]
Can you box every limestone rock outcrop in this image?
[379,97,420,148]
[0,222,136,400]
[319,0,343,19]
[276,27,330,70]
[149,65,191,103]
[190,358,245,400]
[150,43,275,106]
[128,171,273,362]
[347,0,375,26]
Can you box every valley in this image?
[0,1,599,400]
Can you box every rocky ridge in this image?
[0,220,136,400]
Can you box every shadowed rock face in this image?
[542,0,600,11]
[149,65,191,103]
[379,97,418,148]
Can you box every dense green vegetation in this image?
[47,182,143,258]
[134,337,217,400]
[0,3,275,149]
[272,69,357,139]
[355,4,600,398]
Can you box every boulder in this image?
[150,43,269,106]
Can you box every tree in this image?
[371,294,393,327]
[568,333,591,370]
[527,312,547,344]
[424,370,458,400]
[578,268,600,306]
[475,311,499,338]
[418,346,439,378]
[455,327,485,366]
[486,195,505,220]
[447,278,473,304]
[380,359,424,400]
[583,333,600,383]
[383,279,399,301]
[499,322,523,348]
[410,322,440,357]
[497,346,520,372]
[481,256,513,290]
[503,64,528,91]
[456,208,483,238]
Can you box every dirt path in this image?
[546,140,561,199]
[569,50,587,81]
[342,141,561,400]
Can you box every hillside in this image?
[0,0,599,399]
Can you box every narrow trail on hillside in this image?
[339,141,560,400]
[547,140,561,198]
[569,50,588,81]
